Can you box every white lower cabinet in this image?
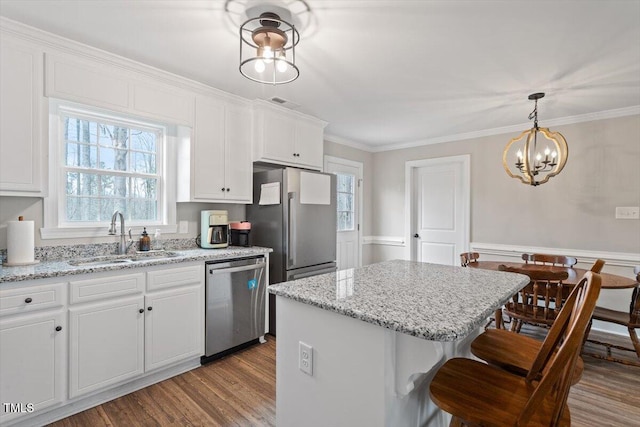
[68,295,145,398]
[67,264,203,398]
[0,310,65,424]
[0,262,204,425]
[144,285,202,371]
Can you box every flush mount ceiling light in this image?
[238,6,300,85]
[502,93,569,186]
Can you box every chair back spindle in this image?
[522,253,578,267]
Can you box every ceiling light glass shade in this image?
[239,12,300,85]
[502,93,569,186]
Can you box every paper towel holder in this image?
[3,215,40,267]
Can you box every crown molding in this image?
[324,134,374,152]
[369,105,640,153]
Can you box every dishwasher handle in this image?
[208,262,265,275]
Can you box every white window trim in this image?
[42,100,177,239]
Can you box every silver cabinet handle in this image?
[209,262,265,275]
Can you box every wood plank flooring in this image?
[49,328,639,427]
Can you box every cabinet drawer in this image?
[147,264,203,292]
[70,272,145,304]
[0,283,65,317]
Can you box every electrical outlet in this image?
[179,220,189,233]
[615,207,640,220]
[299,341,313,376]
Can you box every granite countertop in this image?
[268,259,529,341]
[0,246,272,284]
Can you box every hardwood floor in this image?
[49,329,639,427]
[49,339,276,427]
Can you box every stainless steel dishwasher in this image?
[204,256,266,359]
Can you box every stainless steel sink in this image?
[68,251,179,266]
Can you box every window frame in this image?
[42,101,177,239]
[336,172,356,233]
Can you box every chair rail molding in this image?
[470,242,640,269]
[363,236,406,247]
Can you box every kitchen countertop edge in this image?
[0,247,272,284]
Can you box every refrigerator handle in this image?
[288,191,297,267]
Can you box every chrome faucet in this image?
[108,211,133,255]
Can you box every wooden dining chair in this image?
[584,266,640,364]
[499,266,571,332]
[522,253,578,267]
[459,252,479,267]
[430,272,602,427]
[470,261,604,385]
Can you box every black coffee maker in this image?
[229,221,251,247]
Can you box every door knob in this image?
[413,234,419,238]
[55,326,62,332]
[139,308,144,313]
[25,297,33,303]
[147,307,153,311]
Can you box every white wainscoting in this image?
[470,242,639,268]
[363,236,405,246]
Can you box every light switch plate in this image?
[615,207,640,220]
[178,220,189,233]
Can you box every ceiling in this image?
[1,0,639,151]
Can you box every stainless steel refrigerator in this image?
[246,167,337,334]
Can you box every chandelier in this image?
[502,93,568,186]
[239,9,300,85]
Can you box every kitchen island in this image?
[268,259,529,427]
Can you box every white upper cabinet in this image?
[0,33,45,196]
[177,95,252,203]
[224,102,253,202]
[252,100,327,171]
[44,52,194,126]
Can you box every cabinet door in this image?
[144,285,202,371]
[192,95,226,200]
[68,296,144,398]
[261,108,297,163]
[0,310,65,424]
[295,120,325,170]
[0,36,44,195]
[224,104,252,203]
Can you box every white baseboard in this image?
[470,242,639,268]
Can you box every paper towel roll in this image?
[7,219,35,264]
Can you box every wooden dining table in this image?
[467,261,638,289]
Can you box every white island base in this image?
[276,297,482,427]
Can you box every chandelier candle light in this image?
[503,93,568,186]
[239,9,300,85]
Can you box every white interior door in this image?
[407,156,470,265]
[324,156,363,270]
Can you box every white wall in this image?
[368,114,640,260]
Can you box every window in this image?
[42,102,177,239]
[336,173,355,231]
[62,112,162,224]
